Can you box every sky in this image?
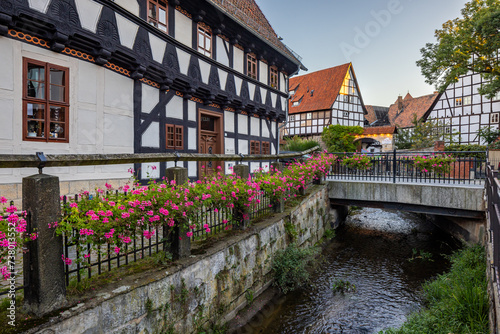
[254,0,469,107]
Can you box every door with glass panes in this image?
[198,111,223,177]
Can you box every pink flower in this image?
[61,255,72,266]
[0,197,7,204]
[114,247,120,254]
[70,202,78,208]
[186,231,193,237]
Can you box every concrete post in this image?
[23,174,66,316]
[165,166,189,186]
[233,164,249,179]
[272,199,285,213]
[270,162,283,174]
[165,167,190,259]
[232,165,250,229]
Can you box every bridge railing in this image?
[486,164,500,325]
[326,150,486,184]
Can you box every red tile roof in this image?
[288,63,352,114]
[207,0,301,65]
[363,126,397,135]
[388,92,440,128]
[365,105,376,124]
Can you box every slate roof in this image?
[289,63,359,114]
[207,0,303,67]
[365,105,390,126]
[388,92,440,128]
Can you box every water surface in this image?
[245,208,460,334]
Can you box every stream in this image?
[244,208,461,334]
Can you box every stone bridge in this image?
[327,180,485,219]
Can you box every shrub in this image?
[271,244,318,294]
[321,124,364,152]
[282,136,321,152]
[444,144,486,159]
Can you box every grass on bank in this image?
[381,244,489,334]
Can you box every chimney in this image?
[397,95,403,111]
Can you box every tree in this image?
[417,0,500,99]
[394,114,454,149]
[321,124,363,152]
[477,126,500,144]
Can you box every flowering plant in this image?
[414,154,456,175]
[341,154,372,170]
[0,197,38,280]
[50,154,336,266]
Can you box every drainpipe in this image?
[277,64,301,156]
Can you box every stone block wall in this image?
[27,185,333,334]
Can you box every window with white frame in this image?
[491,113,500,123]
[463,96,471,105]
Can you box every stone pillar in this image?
[272,198,285,213]
[233,204,250,230]
[270,162,283,174]
[313,172,325,185]
[23,174,66,316]
[233,164,249,179]
[170,222,191,260]
[165,167,190,259]
[165,166,188,186]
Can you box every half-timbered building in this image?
[0,0,304,194]
[283,63,366,140]
[424,70,500,145]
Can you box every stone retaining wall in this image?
[26,185,336,334]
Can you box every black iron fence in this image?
[327,151,486,185]
[486,164,500,326]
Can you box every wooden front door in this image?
[199,111,223,177]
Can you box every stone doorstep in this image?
[24,185,327,333]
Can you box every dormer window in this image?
[292,101,300,107]
[270,66,278,88]
[148,0,168,33]
[197,24,212,57]
[247,53,257,80]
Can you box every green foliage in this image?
[340,154,372,170]
[417,0,500,98]
[245,289,254,305]
[323,229,336,240]
[381,244,488,334]
[272,244,318,294]
[282,136,321,152]
[478,126,500,144]
[395,114,454,149]
[321,124,364,152]
[394,128,413,150]
[145,298,153,316]
[284,221,298,242]
[331,279,357,294]
[444,144,487,158]
[408,248,434,262]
